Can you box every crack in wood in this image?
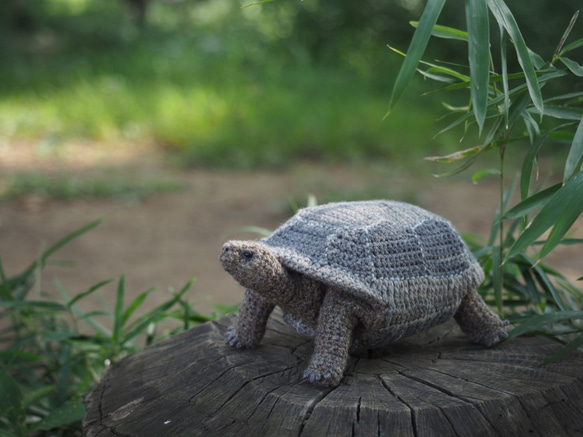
[377,375,418,437]
[84,312,583,436]
[187,360,256,403]
[211,366,299,415]
[297,387,335,437]
[245,383,284,428]
[376,412,382,437]
[397,367,502,434]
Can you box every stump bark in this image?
[83,309,583,437]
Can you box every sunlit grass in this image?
[0,0,457,169]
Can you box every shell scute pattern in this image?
[264,200,480,304]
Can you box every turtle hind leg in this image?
[454,289,508,347]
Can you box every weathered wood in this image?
[83,309,583,437]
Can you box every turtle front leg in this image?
[454,288,508,347]
[226,288,275,348]
[303,290,357,387]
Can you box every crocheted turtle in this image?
[220,200,507,387]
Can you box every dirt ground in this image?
[1,143,581,321]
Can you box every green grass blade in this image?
[122,288,156,327]
[122,279,193,343]
[0,300,68,311]
[56,281,111,336]
[32,400,86,432]
[487,0,543,115]
[506,171,583,261]
[67,279,114,308]
[0,254,8,287]
[386,0,446,117]
[465,0,490,134]
[22,219,103,276]
[113,275,125,342]
[564,117,583,182]
[0,371,23,423]
[22,385,57,410]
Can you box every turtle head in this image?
[220,240,283,291]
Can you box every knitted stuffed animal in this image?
[220,200,508,387]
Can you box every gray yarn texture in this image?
[263,200,484,311]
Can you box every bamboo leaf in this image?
[545,90,583,103]
[560,37,583,56]
[554,11,580,56]
[425,145,482,163]
[537,105,583,121]
[487,0,543,115]
[559,57,583,77]
[466,0,490,134]
[386,0,446,117]
[472,168,501,184]
[544,332,583,364]
[503,183,562,219]
[491,246,502,312]
[410,21,468,41]
[520,133,548,199]
[540,205,583,259]
[500,25,510,128]
[506,171,583,261]
[564,117,583,181]
[425,65,470,82]
[241,0,275,8]
[508,310,583,338]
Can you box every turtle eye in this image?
[242,250,255,260]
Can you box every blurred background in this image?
[1,0,581,315]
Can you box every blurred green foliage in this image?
[0,220,233,435]
[1,0,581,168]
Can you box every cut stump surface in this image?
[83,310,583,437]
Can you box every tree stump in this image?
[83,309,583,437]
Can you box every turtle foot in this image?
[303,356,345,387]
[473,319,509,347]
[225,325,260,349]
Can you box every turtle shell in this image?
[262,200,484,305]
